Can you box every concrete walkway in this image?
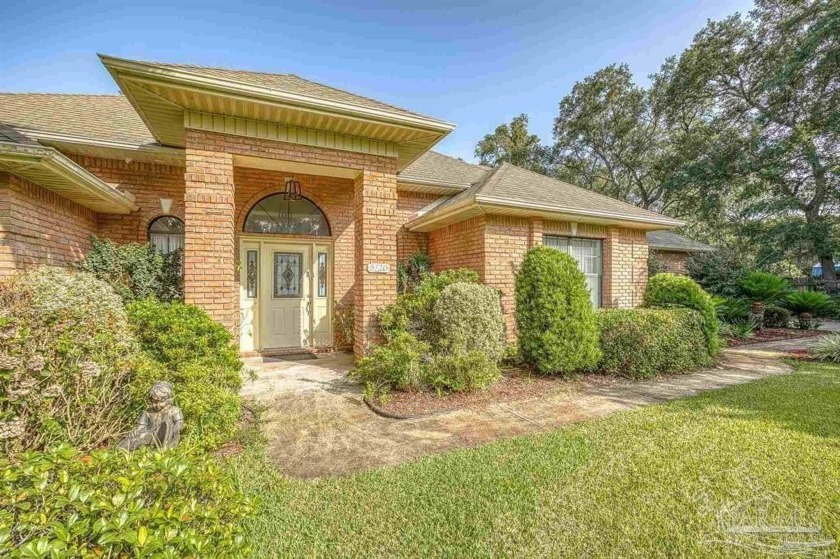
[241,345,803,479]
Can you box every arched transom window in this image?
[148,216,184,254]
[243,194,330,236]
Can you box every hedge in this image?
[643,273,719,356]
[596,308,711,379]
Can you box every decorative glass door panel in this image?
[273,253,302,298]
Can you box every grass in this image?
[230,361,840,557]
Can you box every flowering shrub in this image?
[0,268,137,455]
[0,444,253,558]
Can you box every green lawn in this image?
[231,361,840,558]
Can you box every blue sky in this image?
[0,0,753,162]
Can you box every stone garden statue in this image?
[118,381,184,451]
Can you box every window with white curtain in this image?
[543,235,602,307]
[148,216,185,255]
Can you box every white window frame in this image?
[543,235,602,308]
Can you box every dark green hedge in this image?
[643,273,719,356]
[596,308,711,379]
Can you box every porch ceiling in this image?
[100,55,455,171]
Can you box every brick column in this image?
[183,142,237,334]
[602,226,649,308]
[528,217,543,248]
[353,168,398,357]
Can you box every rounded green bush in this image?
[126,299,243,449]
[763,306,792,328]
[515,246,601,374]
[350,332,430,392]
[0,268,138,455]
[431,282,505,361]
[425,351,500,393]
[0,444,252,557]
[596,308,710,378]
[643,273,719,356]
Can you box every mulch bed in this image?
[726,327,825,347]
[373,368,594,417]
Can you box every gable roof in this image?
[646,230,713,252]
[148,61,436,122]
[399,151,490,188]
[408,163,683,231]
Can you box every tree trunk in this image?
[804,208,836,282]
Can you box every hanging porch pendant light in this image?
[282,177,302,201]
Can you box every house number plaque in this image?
[367,263,390,274]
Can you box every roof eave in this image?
[649,244,714,253]
[99,54,456,134]
[0,142,137,214]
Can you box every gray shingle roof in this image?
[419,163,681,226]
[398,151,490,187]
[0,93,155,145]
[148,61,438,121]
[646,230,713,252]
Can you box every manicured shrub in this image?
[784,291,834,329]
[596,309,710,378]
[350,333,430,393]
[431,283,505,361]
[813,334,840,363]
[379,268,479,342]
[0,268,137,455]
[126,299,243,449]
[78,237,183,303]
[763,306,792,328]
[644,273,719,356]
[515,246,601,374]
[0,444,252,558]
[425,352,500,393]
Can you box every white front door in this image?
[261,244,309,349]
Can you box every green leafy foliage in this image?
[515,246,601,374]
[475,114,551,173]
[596,309,710,379]
[78,237,183,303]
[333,301,355,349]
[350,333,430,393]
[379,268,479,343]
[763,306,792,329]
[0,444,252,558]
[425,352,500,394]
[431,283,505,361]
[685,249,754,299]
[643,273,719,356]
[738,271,790,304]
[727,318,759,340]
[783,290,834,317]
[813,334,840,363]
[0,268,137,455]
[396,251,432,295]
[711,296,750,323]
[126,300,242,449]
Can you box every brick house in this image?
[0,55,683,357]
[647,230,713,275]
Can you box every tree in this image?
[668,0,840,279]
[475,114,551,173]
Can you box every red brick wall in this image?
[66,156,186,244]
[484,216,530,336]
[652,250,689,274]
[429,216,486,277]
[396,192,435,261]
[0,173,97,277]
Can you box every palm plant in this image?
[712,296,750,323]
[738,272,790,328]
[783,291,833,329]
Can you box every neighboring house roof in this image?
[399,151,490,188]
[0,93,155,145]
[408,163,683,231]
[646,230,713,252]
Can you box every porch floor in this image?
[238,334,832,479]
